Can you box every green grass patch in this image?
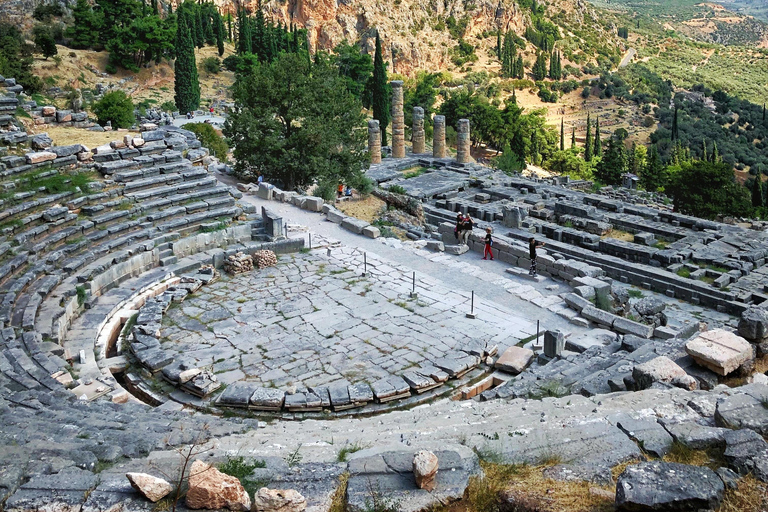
[218,456,268,498]
[676,267,691,278]
[76,285,87,306]
[387,184,407,195]
[402,166,428,179]
[336,442,365,462]
[627,289,644,299]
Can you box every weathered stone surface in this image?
[186,460,251,511]
[126,473,172,502]
[633,357,687,390]
[611,414,673,458]
[30,133,53,150]
[346,446,477,512]
[722,429,768,482]
[738,307,768,342]
[25,151,57,164]
[685,329,753,376]
[615,461,724,511]
[495,346,534,375]
[251,488,307,512]
[362,225,380,239]
[340,217,369,234]
[715,385,768,435]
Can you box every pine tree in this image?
[65,0,101,49]
[560,118,564,151]
[595,134,625,185]
[752,177,765,208]
[371,30,389,147]
[237,8,251,54]
[571,127,575,148]
[174,12,200,114]
[584,113,593,161]
[593,117,602,157]
[253,0,266,60]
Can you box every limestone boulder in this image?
[25,151,57,164]
[738,307,768,342]
[632,356,687,390]
[186,460,251,511]
[495,346,534,375]
[126,473,172,503]
[251,488,306,512]
[685,329,753,376]
[30,133,53,150]
[615,461,724,511]
[413,450,438,492]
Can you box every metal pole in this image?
[363,252,367,276]
[536,320,540,346]
[466,290,476,318]
[309,233,312,250]
[412,272,416,293]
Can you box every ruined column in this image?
[433,115,446,158]
[456,118,470,164]
[412,107,425,154]
[368,119,381,164]
[390,80,405,158]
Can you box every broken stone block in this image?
[495,346,534,375]
[362,225,380,239]
[426,240,444,251]
[685,329,753,376]
[251,488,306,512]
[444,244,469,255]
[413,450,439,492]
[632,356,687,390]
[543,330,564,358]
[185,460,250,511]
[738,307,768,343]
[126,473,172,503]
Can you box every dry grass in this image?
[663,441,726,470]
[336,195,386,224]
[433,462,615,512]
[721,355,768,388]
[602,229,635,242]
[25,124,139,149]
[328,472,349,512]
[717,475,768,512]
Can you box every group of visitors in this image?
[337,182,353,198]
[453,212,545,275]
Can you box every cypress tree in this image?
[584,113,593,161]
[763,103,766,121]
[215,12,225,56]
[194,5,204,48]
[560,118,564,151]
[712,141,720,163]
[671,106,679,141]
[571,127,575,148]
[702,139,708,162]
[253,0,266,60]
[516,55,523,78]
[511,88,516,104]
[593,117,602,157]
[752,177,764,208]
[496,31,501,59]
[174,13,200,114]
[371,30,389,147]
[237,8,251,54]
[204,4,215,45]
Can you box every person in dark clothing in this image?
[529,237,545,276]
[483,227,494,260]
[460,215,473,245]
[454,213,463,241]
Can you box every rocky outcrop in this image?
[186,460,251,511]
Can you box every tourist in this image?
[529,237,545,276]
[337,181,344,198]
[460,215,473,246]
[257,174,263,184]
[454,212,463,241]
[483,227,494,260]
[345,185,352,197]
[209,106,214,115]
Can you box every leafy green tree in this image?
[595,133,624,185]
[65,0,102,48]
[667,160,752,219]
[545,148,593,180]
[92,90,134,128]
[174,12,200,113]
[404,71,441,137]
[33,24,57,59]
[333,40,373,102]
[182,122,228,159]
[370,31,389,147]
[224,52,369,190]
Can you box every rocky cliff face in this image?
[239,0,532,74]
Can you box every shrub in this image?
[314,180,337,202]
[160,101,177,113]
[581,86,590,99]
[181,122,228,160]
[388,184,407,195]
[201,56,220,75]
[92,90,134,128]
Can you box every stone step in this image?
[159,256,177,266]
[505,267,546,282]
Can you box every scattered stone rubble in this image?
[224,252,254,274]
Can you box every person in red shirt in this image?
[483,227,494,260]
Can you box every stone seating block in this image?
[686,329,753,376]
